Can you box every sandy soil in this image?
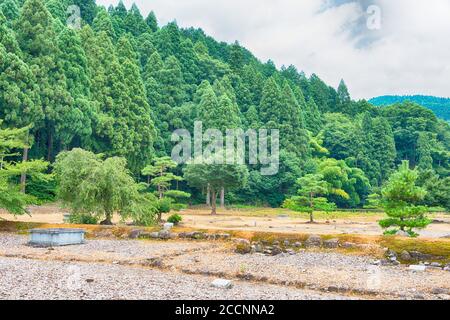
[2,204,449,238]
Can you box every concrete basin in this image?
[29,228,86,247]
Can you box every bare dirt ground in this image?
[2,204,449,238]
[0,234,449,300]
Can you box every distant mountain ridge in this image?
[369,95,450,121]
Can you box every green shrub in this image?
[171,203,187,211]
[129,194,159,227]
[26,178,56,204]
[157,198,172,213]
[68,213,98,225]
[167,213,182,225]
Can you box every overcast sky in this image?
[97,0,450,100]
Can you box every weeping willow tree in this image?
[54,148,158,225]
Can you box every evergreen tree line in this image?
[0,0,449,210]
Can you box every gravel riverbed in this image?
[0,257,353,300]
[0,233,448,300]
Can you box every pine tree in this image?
[16,0,73,160]
[0,12,20,53]
[159,55,186,107]
[259,77,282,125]
[145,11,158,32]
[279,83,309,156]
[72,0,97,24]
[0,0,19,22]
[228,41,244,74]
[124,3,148,37]
[93,7,116,40]
[304,98,323,135]
[57,27,93,147]
[337,79,351,112]
[379,161,430,237]
[417,132,433,171]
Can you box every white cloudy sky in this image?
[97,0,450,100]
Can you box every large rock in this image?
[163,223,174,231]
[400,250,412,261]
[305,235,322,248]
[211,279,233,289]
[323,239,339,249]
[271,245,282,256]
[149,232,160,239]
[158,230,171,240]
[235,239,252,254]
[294,242,302,248]
[409,251,436,261]
[409,265,427,272]
[129,229,143,239]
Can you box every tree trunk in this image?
[47,131,53,161]
[100,211,113,225]
[211,189,217,215]
[220,187,225,208]
[309,192,314,223]
[206,184,211,206]
[20,147,29,193]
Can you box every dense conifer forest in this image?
[1,0,449,210]
[370,95,450,121]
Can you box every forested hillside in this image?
[1,0,449,209]
[370,95,450,121]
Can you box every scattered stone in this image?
[271,246,282,256]
[85,279,94,283]
[219,234,231,240]
[149,232,159,239]
[273,241,280,246]
[400,250,412,261]
[432,288,448,295]
[211,279,233,289]
[163,223,174,231]
[254,244,264,253]
[395,230,409,237]
[341,242,356,249]
[286,249,296,255]
[143,258,163,268]
[129,229,143,239]
[323,239,339,249]
[235,239,252,254]
[370,260,381,266]
[409,251,436,261]
[169,233,178,239]
[158,230,171,240]
[409,265,427,272]
[430,262,442,268]
[294,242,302,248]
[389,256,397,263]
[283,240,290,247]
[192,232,205,240]
[305,235,322,248]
